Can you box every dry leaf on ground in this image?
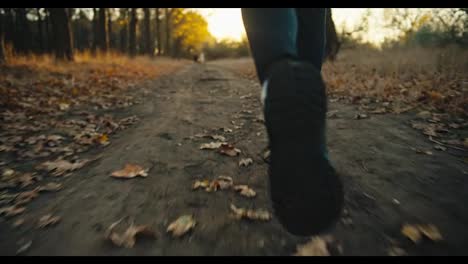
[15,189,40,205]
[294,236,331,256]
[36,159,89,176]
[38,183,63,192]
[199,142,224,150]
[219,143,241,157]
[111,164,148,178]
[166,215,196,237]
[239,158,253,167]
[0,206,26,217]
[230,204,271,221]
[401,223,443,243]
[105,219,156,248]
[37,214,61,228]
[233,185,256,198]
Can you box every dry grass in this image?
[213,46,468,117]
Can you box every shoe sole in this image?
[263,59,344,236]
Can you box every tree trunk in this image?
[48,8,74,61]
[97,8,109,52]
[119,8,128,53]
[0,10,6,63]
[15,8,32,54]
[45,8,51,52]
[129,8,137,57]
[92,8,99,53]
[164,8,171,56]
[143,8,153,56]
[155,8,162,55]
[325,8,340,61]
[108,8,113,50]
[36,8,44,53]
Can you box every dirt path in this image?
[1,62,467,256]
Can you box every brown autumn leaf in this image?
[401,223,443,243]
[15,173,39,188]
[192,179,210,190]
[96,134,110,146]
[15,189,40,206]
[233,185,256,198]
[38,182,63,192]
[105,219,156,248]
[0,206,26,217]
[36,159,89,176]
[230,204,271,221]
[111,164,148,179]
[166,215,196,237]
[411,147,433,155]
[219,143,241,157]
[239,158,253,167]
[294,236,331,256]
[199,141,224,150]
[387,246,407,256]
[216,176,233,190]
[37,214,61,228]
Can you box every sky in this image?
[196,8,390,44]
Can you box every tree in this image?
[129,8,137,57]
[36,8,44,52]
[171,9,211,58]
[0,9,6,63]
[118,8,129,53]
[155,8,162,55]
[164,8,172,56]
[14,8,32,54]
[143,8,153,56]
[97,8,109,52]
[48,8,74,61]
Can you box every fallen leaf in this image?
[15,173,39,188]
[15,189,39,205]
[192,179,210,190]
[416,111,431,119]
[434,145,447,151]
[199,142,223,150]
[36,159,89,176]
[294,236,330,256]
[37,214,61,228]
[211,135,226,141]
[97,134,110,146]
[411,147,433,155]
[38,183,63,192]
[219,143,241,157]
[401,223,443,243]
[111,164,148,178]
[166,215,196,237]
[13,218,25,227]
[369,108,387,114]
[216,176,233,190]
[354,113,368,120]
[387,246,407,256]
[230,204,271,221]
[0,206,26,217]
[105,220,156,248]
[2,168,15,178]
[58,103,70,111]
[233,185,256,198]
[418,224,443,241]
[239,158,253,167]
[16,240,32,255]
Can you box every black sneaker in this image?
[263,58,344,236]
